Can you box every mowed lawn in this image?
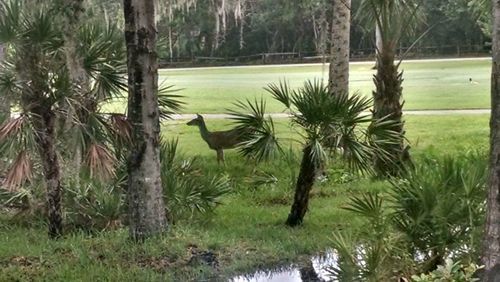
[156,58,490,113]
[103,58,491,114]
[165,114,490,159]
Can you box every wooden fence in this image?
[159,44,490,68]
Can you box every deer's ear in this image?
[197,114,202,118]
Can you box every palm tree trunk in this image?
[372,41,408,176]
[0,44,10,122]
[124,0,168,241]
[329,0,351,97]
[32,107,63,239]
[286,145,317,227]
[482,1,500,279]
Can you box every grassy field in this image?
[0,114,489,281]
[167,114,489,158]
[104,58,491,114]
[118,58,491,114]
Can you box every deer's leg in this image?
[217,149,225,165]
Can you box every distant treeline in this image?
[90,0,490,62]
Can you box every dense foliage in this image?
[93,0,490,60]
[329,152,487,280]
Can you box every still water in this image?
[230,250,338,282]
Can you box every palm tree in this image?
[357,0,421,176]
[243,80,400,226]
[482,0,500,279]
[0,0,127,238]
[123,0,168,241]
[329,0,351,97]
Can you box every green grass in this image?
[103,58,491,114]
[0,114,490,281]
[122,58,489,114]
[168,113,490,158]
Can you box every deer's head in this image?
[187,114,204,126]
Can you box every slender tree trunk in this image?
[18,47,63,239]
[61,0,89,183]
[0,44,10,122]
[32,107,63,239]
[371,40,408,176]
[168,5,173,62]
[286,145,317,227]
[0,43,8,172]
[61,0,89,124]
[482,1,500,279]
[62,0,86,85]
[124,0,167,241]
[376,22,382,54]
[329,0,351,97]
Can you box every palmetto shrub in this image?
[391,152,487,272]
[329,152,487,280]
[0,139,232,230]
[64,175,126,231]
[160,139,232,223]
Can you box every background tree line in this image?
[90,0,489,60]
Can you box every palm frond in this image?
[0,0,22,43]
[228,98,266,130]
[365,115,406,171]
[159,138,232,222]
[308,138,327,167]
[327,231,361,281]
[109,113,132,143]
[160,137,179,172]
[85,143,116,181]
[342,142,373,173]
[3,150,32,191]
[228,98,281,162]
[238,118,281,162]
[356,0,423,44]
[264,80,292,109]
[344,193,384,220]
[79,21,127,101]
[22,6,63,51]
[158,84,184,120]
[0,114,27,141]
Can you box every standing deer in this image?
[187,114,245,164]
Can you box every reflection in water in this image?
[300,259,322,281]
[230,250,338,282]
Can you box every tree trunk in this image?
[62,0,86,87]
[286,145,317,227]
[0,44,10,122]
[329,0,351,97]
[371,40,408,176]
[18,46,63,239]
[32,107,63,239]
[123,0,168,241]
[376,22,382,54]
[61,0,88,184]
[482,0,500,279]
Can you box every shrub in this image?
[390,152,487,271]
[64,176,126,231]
[160,139,232,223]
[411,259,483,282]
[329,152,487,280]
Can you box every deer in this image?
[187,114,245,164]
